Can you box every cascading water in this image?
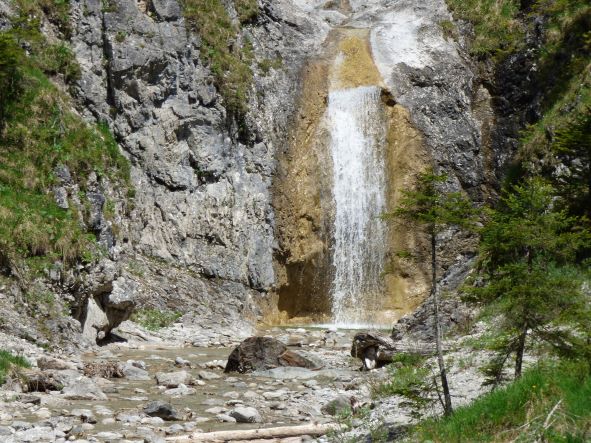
[327,85,388,327]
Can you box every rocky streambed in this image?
[0,325,391,443]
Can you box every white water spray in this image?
[327,85,388,327]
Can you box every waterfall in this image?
[327,85,388,327]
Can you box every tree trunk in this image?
[515,326,527,378]
[431,230,453,416]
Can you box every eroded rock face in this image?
[224,336,321,373]
[66,0,330,337]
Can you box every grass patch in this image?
[0,6,131,270]
[182,0,258,126]
[445,0,523,58]
[131,308,182,331]
[414,359,591,442]
[0,350,30,385]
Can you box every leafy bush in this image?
[0,350,30,385]
[131,309,182,331]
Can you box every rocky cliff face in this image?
[64,0,334,340]
[1,0,500,344]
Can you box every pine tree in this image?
[384,169,479,416]
[468,177,591,382]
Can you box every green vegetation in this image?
[372,353,434,418]
[234,0,259,24]
[414,360,591,442]
[445,0,523,57]
[182,0,259,124]
[0,350,30,385]
[384,170,479,415]
[467,178,591,383]
[131,308,182,331]
[257,57,283,75]
[0,4,130,271]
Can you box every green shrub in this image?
[0,350,30,385]
[131,309,182,331]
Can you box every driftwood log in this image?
[166,423,343,442]
[351,332,435,370]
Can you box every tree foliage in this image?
[467,177,591,383]
[385,169,479,416]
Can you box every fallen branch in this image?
[166,423,343,442]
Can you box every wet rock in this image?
[225,337,321,373]
[174,357,191,367]
[62,379,107,400]
[155,370,191,387]
[164,424,184,435]
[216,414,236,423]
[205,407,224,414]
[16,394,41,405]
[115,412,142,423]
[144,401,181,421]
[198,370,221,380]
[121,362,150,380]
[229,406,262,423]
[164,383,196,396]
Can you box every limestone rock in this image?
[155,370,191,388]
[225,336,321,373]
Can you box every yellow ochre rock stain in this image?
[331,31,384,91]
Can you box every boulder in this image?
[61,378,108,400]
[229,407,262,423]
[144,401,180,421]
[224,337,322,373]
[81,274,138,344]
[155,371,191,388]
[121,362,150,380]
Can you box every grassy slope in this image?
[0,1,130,271]
[446,0,590,187]
[411,1,591,441]
[414,361,591,442]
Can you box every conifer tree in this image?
[385,169,479,416]
[468,177,591,382]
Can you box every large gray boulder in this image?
[224,336,321,373]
